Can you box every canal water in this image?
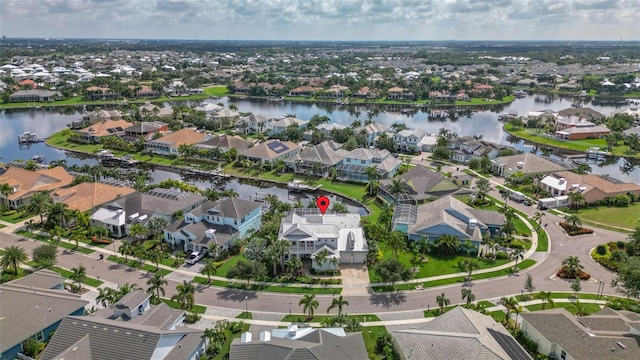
[0,94,638,185]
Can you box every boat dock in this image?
[287,179,322,191]
[17,131,44,144]
[586,147,610,159]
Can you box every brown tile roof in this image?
[52,182,136,212]
[79,119,133,137]
[155,128,208,148]
[0,166,74,201]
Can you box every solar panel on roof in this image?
[147,188,189,201]
[487,328,532,360]
[267,141,290,154]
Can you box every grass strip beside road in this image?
[106,255,172,276]
[192,276,342,295]
[160,299,207,314]
[280,314,381,323]
[53,266,103,287]
[16,230,95,254]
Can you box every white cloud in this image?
[0,0,638,40]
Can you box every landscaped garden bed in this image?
[559,222,594,236]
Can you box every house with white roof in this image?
[269,116,308,136]
[278,209,368,270]
[336,147,402,182]
[357,121,390,145]
[393,128,426,152]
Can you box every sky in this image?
[1,0,639,41]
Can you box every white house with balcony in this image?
[393,128,426,152]
[277,209,368,271]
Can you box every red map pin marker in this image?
[316,196,330,215]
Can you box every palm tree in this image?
[562,256,583,278]
[96,287,117,307]
[119,241,132,262]
[436,293,450,313]
[172,280,196,310]
[146,217,168,240]
[201,259,217,283]
[476,178,491,202]
[299,294,319,319]
[47,202,69,226]
[327,295,349,316]
[461,258,479,281]
[0,183,13,201]
[27,190,52,222]
[131,241,146,266]
[129,222,148,242]
[146,272,168,303]
[571,300,590,316]
[0,245,28,274]
[25,219,37,238]
[147,249,167,270]
[564,214,582,230]
[500,296,519,325]
[461,288,475,307]
[70,264,87,291]
[536,291,555,310]
[533,211,545,228]
[384,231,406,260]
[286,256,303,278]
[69,231,86,248]
[568,191,585,211]
[389,179,406,196]
[510,248,525,271]
[314,248,330,274]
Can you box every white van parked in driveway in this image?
[186,251,206,265]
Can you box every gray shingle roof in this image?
[492,153,566,175]
[114,290,150,313]
[197,134,253,151]
[0,284,88,355]
[104,189,206,219]
[5,268,65,289]
[380,165,460,200]
[292,141,348,167]
[49,334,93,360]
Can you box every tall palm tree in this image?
[476,178,491,202]
[384,231,406,260]
[500,296,519,325]
[533,211,545,228]
[510,248,525,271]
[146,272,168,303]
[0,245,28,274]
[564,214,582,230]
[568,191,585,211]
[70,264,87,291]
[0,183,13,202]
[436,293,450,314]
[129,223,148,242]
[69,231,86,248]
[201,259,217,283]
[119,241,132,262]
[461,288,475,307]
[172,280,196,310]
[131,241,146,266]
[46,202,68,226]
[299,294,319,319]
[314,248,330,274]
[96,287,117,307]
[27,190,52,222]
[562,256,583,278]
[327,295,349,316]
[536,291,555,310]
[461,258,480,281]
[389,179,406,196]
[146,217,168,240]
[285,256,303,278]
[147,249,167,270]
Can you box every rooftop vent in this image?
[260,331,271,342]
[204,229,216,238]
[558,178,566,185]
[240,332,252,343]
[469,218,478,229]
[516,161,524,169]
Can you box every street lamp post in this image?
[289,302,292,317]
[244,296,248,319]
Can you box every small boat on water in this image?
[287,179,322,191]
[18,131,41,144]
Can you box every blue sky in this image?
[1,0,639,41]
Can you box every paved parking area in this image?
[340,265,370,296]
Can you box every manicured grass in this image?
[455,95,515,106]
[361,326,388,360]
[212,322,250,360]
[477,300,495,308]
[53,266,103,287]
[0,211,33,223]
[503,123,635,158]
[525,302,602,315]
[536,225,549,252]
[16,230,95,254]
[160,299,207,314]
[193,275,341,295]
[203,85,229,97]
[235,312,253,319]
[575,203,640,230]
[490,310,506,322]
[46,131,103,154]
[0,93,213,110]
[280,314,380,323]
[216,254,245,278]
[106,255,172,276]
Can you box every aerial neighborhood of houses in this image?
[2,38,640,360]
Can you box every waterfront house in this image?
[90,188,206,238]
[230,326,368,360]
[41,290,204,360]
[379,165,461,205]
[164,198,263,253]
[0,166,74,209]
[490,153,567,178]
[353,86,379,99]
[123,121,169,138]
[137,102,173,118]
[51,182,136,212]
[74,119,133,143]
[0,270,88,360]
[553,116,611,140]
[539,171,640,203]
[393,306,532,360]
[235,113,271,134]
[145,128,210,156]
[357,121,390,146]
[520,308,640,360]
[239,139,300,165]
[285,141,348,177]
[84,85,120,100]
[195,134,253,155]
[392,195,505,246]
[317,85,350,98]
[9,89,62,102]
[449,137,516,163]
[393,128,426,152]
[269,116,308,136]
[557,107,605,122]
[288,86,319,97]
[278,209,368,269]
[336,147,401,182]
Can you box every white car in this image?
[186,251,206,265]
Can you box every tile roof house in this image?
[230,326,368,360]
[164,198,263,253]
[9,89,62,102]
[137,102,173,118]
[75,119,133,143]
[240,139,300,164]
[336,148,402,182]
[392,195,505,245]
[491,153,567,178]
[123,121,169,138]
[0,166,74,209]
[51,182,136,212]
[449,137,517,163]
[379,165,462,204]
[278,209,368,270]
[269,116,309,136]
[90,188,206,238]
[557,107,606,122]
[393,306,532,360]
[41,290,204,360]
[235,113,271,134]
[73,109,123,129]
[145,128,210,156]
[0,270,88,360]
[539,171,640,203]
[285,141,348,177]
[357,121,390,145]
[521,307,640,360]
[195,134,254,153]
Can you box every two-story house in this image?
[164,198,262,254]
[379,165,462,205]
[284,141,348,177]
[393,128,426,152]
[336,148,402,182]
[0,166,74,209]
[235,113,272,134]
[90,188,206,238]
[269,116,308,136]
[74,119,133,143]
[357,121,390,146]
[240,139,300,165]
[278,209,368,271]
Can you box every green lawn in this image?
[490,310,506,322]
[576,203,640,230]
[0,211,33,223]
[477,300,495,308]
[16,230,95,254]
[193,275,341,295]
[212,322,251,360]
[106,255,172,276]
[280,314,380,323]
[203,85,229,97]
[216,254,245,278]
[160,299,207,314]
[53,266,103,287]
[525,302,602,315]
[0,93,213,110]
[361,326,389,360]
[235,312,253,319]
